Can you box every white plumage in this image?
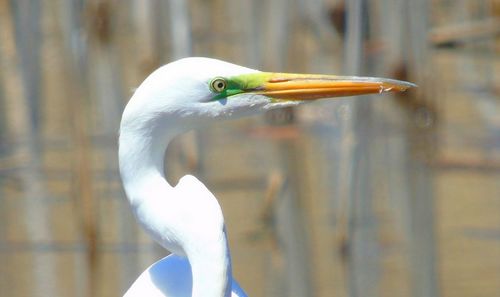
[118,57,414,297]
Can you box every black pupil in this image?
[217,82,224,89]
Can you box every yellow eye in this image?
[210,77,227,93]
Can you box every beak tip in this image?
[406,82,419,89]
[385,80,418,93]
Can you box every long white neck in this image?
[119,113,233,297]
[189,227,233,297]
[118,120,174,206]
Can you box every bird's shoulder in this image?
[124,254,248,297]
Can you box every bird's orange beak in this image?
[218,72,416,102]
[254,73,416,101]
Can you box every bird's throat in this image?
[118,122,175,207]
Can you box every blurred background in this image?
[0,0,499,296]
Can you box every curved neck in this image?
[119,122,175,206]
[119,118,233,297]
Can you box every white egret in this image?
[119,57,415,297]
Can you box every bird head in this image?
[122,57,415,133]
